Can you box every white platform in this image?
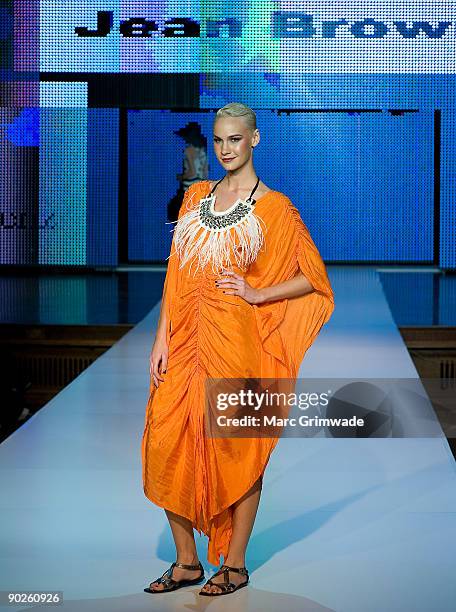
[0,266,455,612]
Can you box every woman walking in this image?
[142,102,335,596]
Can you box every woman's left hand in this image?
[215,269,264,305]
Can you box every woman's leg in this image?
[149,509,202,591]
[201,474,263,594]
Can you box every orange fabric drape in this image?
[142,180,335,566]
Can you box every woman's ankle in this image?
[176,552,199,565]
[223,556,246,568]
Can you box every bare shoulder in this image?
[257,181,292,202]
[261,188,290,204]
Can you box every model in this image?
[142,102,335,596]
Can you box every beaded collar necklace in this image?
[199,176,260,231]
[171,176,266,275]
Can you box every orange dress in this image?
[142,180,335,566]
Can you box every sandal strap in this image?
[202,564,249,592]
[154,563,177,587]
[153,560,203,589]
[207,581,235,593]
[174,560,202,571]
[205,564,248,584]
[209,567,229,582]
[157,576,177,588]
[220,564,249,576]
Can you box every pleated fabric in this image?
[142,180,335,565]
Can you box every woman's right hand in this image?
[149,337,169,389]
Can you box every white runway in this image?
[1,266,455,612]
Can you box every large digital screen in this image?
[128,109,434,263]
[0,1,454,267]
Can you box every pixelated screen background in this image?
[0,1,455,267]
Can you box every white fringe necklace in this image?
[170,179,267,276]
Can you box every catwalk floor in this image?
[0,266,455,612]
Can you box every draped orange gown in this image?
[142,180,335,566]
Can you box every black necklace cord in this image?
[209,177,224,195]
[209,175,260,204]
[246,176,260,203]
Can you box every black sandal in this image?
[144,560,205,593]
[199,564,249,596]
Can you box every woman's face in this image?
[213,117,259,170]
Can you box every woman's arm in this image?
[217,270,315,305]
[150,278,171,388]
[257,272,314,304]
[154,293,168,343]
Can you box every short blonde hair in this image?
[214,102,257,133]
